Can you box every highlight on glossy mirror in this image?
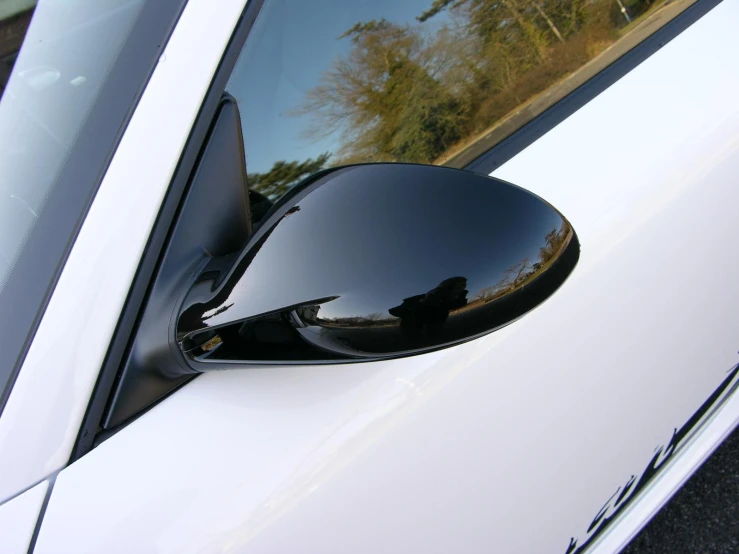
[176,164,580,364]
[227,0,697,223]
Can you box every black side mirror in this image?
[177,163,579,365]
[104,100,578,429]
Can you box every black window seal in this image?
[72,0,718,460]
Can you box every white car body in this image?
[1,0,738,552]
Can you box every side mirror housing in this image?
[104,103,578,430]
[177,163,579,365]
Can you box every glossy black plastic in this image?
[177,163,579,364]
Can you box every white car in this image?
[1,0,738,552]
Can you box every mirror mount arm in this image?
[102,96,252,429]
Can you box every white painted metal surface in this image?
[29,1,739,553]
[589,370,739,553]
[0,480,47,554]
[0,0,250,503]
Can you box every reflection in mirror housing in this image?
[177,163,579,365]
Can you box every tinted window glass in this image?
[226,0,695,211]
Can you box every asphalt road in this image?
[622,427,739,553]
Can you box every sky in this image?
[225,0,453,174]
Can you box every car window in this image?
[226,0,696,215]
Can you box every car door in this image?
[7,0,739,552]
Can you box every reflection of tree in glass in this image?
[418,0,580,60]
[473,223,571,303]
[295,0,656,168]
[539,225,569,263]
[319,312,397,328]
[365,312,384,323]
[248,153,330,201]
[299,19,467,165]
